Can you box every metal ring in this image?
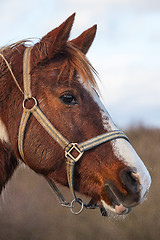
[70,198,84,215]
[23,97,37,110]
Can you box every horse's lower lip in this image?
[115,204,131,215]
[103,184,131,215]
[101,200,131,216]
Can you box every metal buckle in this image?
[70,198,84,215]
[65,143,83,162]
[61,198,84,215]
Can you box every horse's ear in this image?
[32,13,75,65]
[70,25,97,54]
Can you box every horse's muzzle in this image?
[103,167,148,215]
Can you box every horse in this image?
[0,13,151,216]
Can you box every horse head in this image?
[0,13,151,216]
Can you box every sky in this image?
[0,0,160,129]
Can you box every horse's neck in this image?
[0,80,17,193]
[0,140,18,193]
[0,47,23,193]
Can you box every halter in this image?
[1,47,129,215]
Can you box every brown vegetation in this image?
[0,126,159,240]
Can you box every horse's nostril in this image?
[120,168,141,194]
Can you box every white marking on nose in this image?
[111,138,151,200]
[0,118,9,143]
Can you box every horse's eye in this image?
[59,94,78,105]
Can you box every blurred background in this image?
[0,0,160,239]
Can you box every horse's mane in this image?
[0,40,34,75]
[0,39,36,51]
[0,39,99,92]
[0,40,34,55]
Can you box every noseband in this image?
[2,47,129,215]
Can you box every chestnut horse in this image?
[0,14,151,216]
